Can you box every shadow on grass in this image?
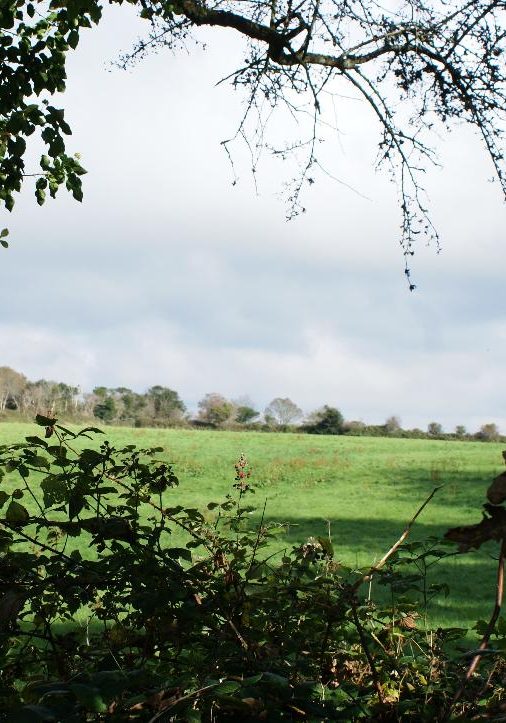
[331,465,497,506]
[256,513,500,633]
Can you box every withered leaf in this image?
[0,587,26,628]
[487,471,506,505]
[445,504,506,552]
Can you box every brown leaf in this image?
[399,614,417,630]
[445,504,506,552]
[487,471,506,505]
[0,587,26,628]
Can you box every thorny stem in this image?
[350,599,385,705]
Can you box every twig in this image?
[228,618,248,650]
[350,599,385,705]
[147,682,220,723]
[0,518,82,567]
[245,498,267,579]
[353,485,442,591]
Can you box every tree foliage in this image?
[385,415,402,435]
[305,404,344,435]
[235,404,260,424]
[1,0,505,278]
[427,420,443,436]
[197,392,234,426]
[479,422,501,442]
[264,396,303,426]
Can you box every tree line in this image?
[0,366,502,441]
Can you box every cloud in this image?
[1,8,506,434]
[1,316,505,433]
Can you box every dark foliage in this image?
[304,405,345,435]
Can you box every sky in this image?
[1,5,505,432]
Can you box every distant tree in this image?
[343,420,366,435]
[306,406,344,435]
[478,423,500,442]
[93,397,117,423]
[385,416,402,434]
[0,367,27,411]
[427,421,443,437]
[455,425,467,438]
[147,385,186,420]
[115,388,146,421]
[198,393,234,427]
[235,406,260,425]
[264,398,303,427]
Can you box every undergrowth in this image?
[0,418,505,721]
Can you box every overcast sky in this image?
[1,5,505,431]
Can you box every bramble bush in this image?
[0,418,505,721]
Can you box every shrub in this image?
[305,405,344,435]
[0,419,504,721]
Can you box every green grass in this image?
[1,421,504,633]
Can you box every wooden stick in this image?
[353,485,442,591]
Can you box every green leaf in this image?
[35,414,57,427]
[242,674,263,685]
[214,681,241,696]
[69,492,85,520]
[29,455,50,469]
[68,30,80,49]
[0,228,9,238]
[0,239,8,249]
[185,711,201,722]
[6,500,29,524]
[167,547,192,561]
[69,683,107,712]
[0,529,13,551]
[0,491,9,508]
[5,705,56,722]
[41,476,68,506]
[260,672,290,688]
[79,448,104,468]
[40,155,51,170]
[25,436,48,447]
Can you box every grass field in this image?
[2,421,504,634]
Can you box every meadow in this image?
[1,421,504,633]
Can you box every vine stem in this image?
[350,599,385,705]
